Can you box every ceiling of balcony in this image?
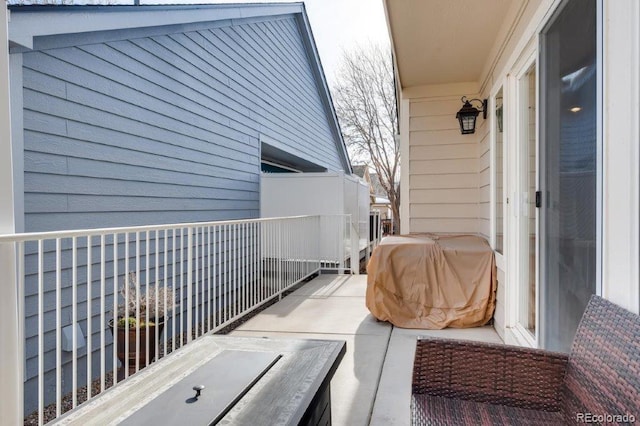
[384,0,517,88]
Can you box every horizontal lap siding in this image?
[23,16,342,232]
[408,97,481,234]
[477,119,491,239]
[20,15,341,415]
[22,45,260,231]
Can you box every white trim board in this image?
[8,4,302,49]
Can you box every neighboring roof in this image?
[374,196,390,204]
[8,2,352,174]
[351,165,369,179]
[370,173,386,197]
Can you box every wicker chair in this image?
[411,295,640,425]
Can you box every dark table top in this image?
[53,336,346,426]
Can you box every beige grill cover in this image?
[366,234,496,329]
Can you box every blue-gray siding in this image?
[19,14,344,415]
[22,15,343,232]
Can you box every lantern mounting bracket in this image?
[460,96,487,119]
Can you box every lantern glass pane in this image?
[462,116,476,133]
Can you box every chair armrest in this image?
[412,338,568,411]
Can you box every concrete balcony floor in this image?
[230,274,503,426]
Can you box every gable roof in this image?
[8,2,352,174]
[351,165,369,179]
[370,173,386,197]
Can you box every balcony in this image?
[229,273,501,425]
[0,213,500,425]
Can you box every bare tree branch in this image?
[332,43,401,233]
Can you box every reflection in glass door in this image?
[518,63,537,338]
[494,88,504,254]
[540,0,597,352]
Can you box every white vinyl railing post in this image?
[0,259,20,411]
[37,241,44,424]
[350,215,359,275]
[278,220,283,300]
[55,239,62,412]
[0,3,22,423]
[186,227,193,344]
[338,216,345,272]
[0,218,20,413]
[316,216,321,273]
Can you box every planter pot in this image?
[109,319,165,374]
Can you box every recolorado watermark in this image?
[576,412,636,423]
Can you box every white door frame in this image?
[507,42,539,348]
[489,79,507,267]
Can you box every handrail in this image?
[3,214,354,425]
[0,215,325,243]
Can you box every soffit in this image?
[385,0,516,88]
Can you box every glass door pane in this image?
[494,89,504,254]
[540,0,597,352]
[518,64,537,337]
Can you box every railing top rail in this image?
[0,214,351,243]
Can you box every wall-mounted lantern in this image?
[456,96,487,135]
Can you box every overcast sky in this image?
[297,0,389,83]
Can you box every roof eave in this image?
[8,3,304,50]
[295,5,352,174]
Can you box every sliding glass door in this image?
[540,0,598,352]
[517,62,537,340]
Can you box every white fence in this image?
[0,214,365,425]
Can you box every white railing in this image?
[368,210,383,261]
[0,214,354,425]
